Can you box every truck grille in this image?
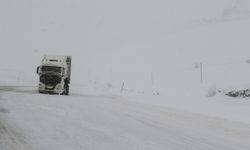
[40,74,61,85]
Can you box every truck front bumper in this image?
[39,83,64,94]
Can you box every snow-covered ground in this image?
[0,85,250,150]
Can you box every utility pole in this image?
[107,68,113,88]
[120,82,125,93]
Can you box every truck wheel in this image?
[65,84,69,95]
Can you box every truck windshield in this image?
[41,66,62,73]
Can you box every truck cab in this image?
[36,55,71,95]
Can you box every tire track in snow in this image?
[0,120,28,150]
[0,87,29,150]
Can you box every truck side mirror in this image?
[36,66,40,74]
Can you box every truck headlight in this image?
[55,84,63,90]
[39,83,45,89]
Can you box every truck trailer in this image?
[36,55,71,95]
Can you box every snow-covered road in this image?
[0,86,250,150]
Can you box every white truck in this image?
[36,55,71,95]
